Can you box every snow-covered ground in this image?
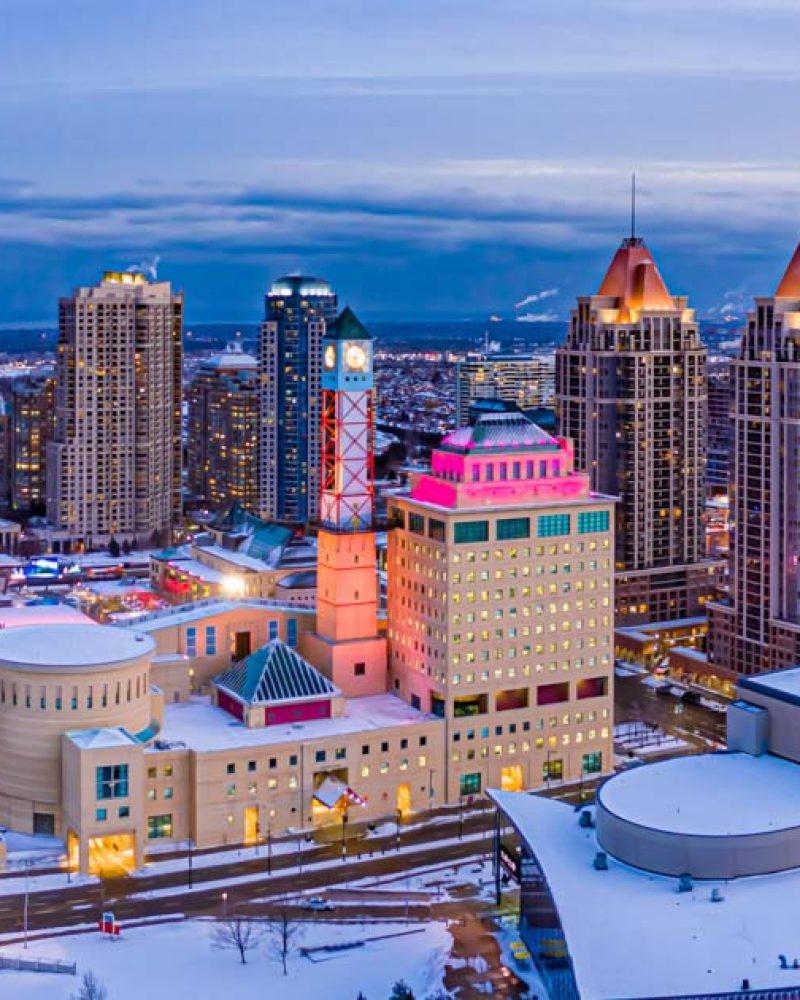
[613,720,689,758]
[0,917,452,1000]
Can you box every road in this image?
[615,673,728,750]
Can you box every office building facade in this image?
[455,353,554,428]
[8,373,55,512]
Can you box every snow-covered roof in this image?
[0,623,154,669]
[740,666,800,706]
[0,605,92,628]
[214,640,337,706]
[597,752,800,836]
[490,788,800,998]
[66,727,139,749]
[156,693,438,752]
[117,599,315,633]
[196,545,267,572]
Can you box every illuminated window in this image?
[537,514,570,537]
[578,510,610,534]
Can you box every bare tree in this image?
[266,903,305,976]
[212,915,267,965]
[71,970,108,1000]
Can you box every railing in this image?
[0,955,76,975]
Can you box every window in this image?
[582,752,603,774]
[96,764,129,800]
[289,755,298,766]
[226,763,236,775]
[381,741,389,752]
[577,677,608,700]
[454,520,489,544]
[537,514,570,537]
[186,627,197,657]
[118,806,130,819]
[269,757,277,769]
[147,789,156,801]
[96,808,107,822]
[248,760,257,772]
[148,814,173,839]
[268,620,279,641]
[164,764,173,778]
[578,510,610,534]
[459,772,481,796]
[543,758,563,782]
[164,787,174,799]
[147,767,157,780]
[205,626,217,656]
[287,619,298,648]
[409,512,425,535]
[497,517,530,541]
[428,518,446,542]
[354,662,366,677]
[226,783,236,796]
[335,747,346,760]
[315,750,326,763]
[537,682,570,706]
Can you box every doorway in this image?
[233,631,252,661]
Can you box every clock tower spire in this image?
[300,307,387,696]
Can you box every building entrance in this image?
[87,833,136,876]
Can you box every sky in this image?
[2,0,800,324]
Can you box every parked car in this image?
[304,896,335,911]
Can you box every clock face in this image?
[323,345,336,369]
[345,342,367,371]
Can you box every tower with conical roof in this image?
[300,307,387,696]
[556,237,719,624]
[708,243,800,676]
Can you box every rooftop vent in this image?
[593,851,608,871]
[678,873,693,893]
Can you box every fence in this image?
[0,955,76,975]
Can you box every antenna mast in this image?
[631,172,636,241]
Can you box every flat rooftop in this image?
[156,694,437,752]
[117,599,315,633]
[0,605,92,629]
[740,666,800,706]
[598,751,800,836]
[491,789,800,999]
[0,623,154,668]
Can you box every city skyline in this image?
[4,1,800,323]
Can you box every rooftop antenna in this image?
[631,172,636,241]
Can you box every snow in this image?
[491,788,800,999]
[196,545,267,572]
[122,599,315,633]
[66,728,139,750]
[742,666,800,700]
[0,623,154,667]
[598,752,800,836]
[0,918,452,1000]
[0,606,92,629]
[157,693,436,752]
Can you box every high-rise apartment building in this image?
[455,353,554,428]
[707,361,732,494]
[47,271,183,549]
[556,237,716,624]
[0,391,10,508]
[708,244,800,675]
[258,274,338,525]
[387,411,615,801]
[187,342,259,513]
[8,373,55,512]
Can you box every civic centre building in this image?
[0,309,616,875]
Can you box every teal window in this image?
[147,814,173,839]
[428,518,446,542]
[454,520,489,544]
[459,772,481,796]
[497,517,530,541]
[582,752,603,774]
[268,620,278,641]
[96,808,107,822]
[578,510,610,534]
[409,512,425,535]
[287,619,298,647]
[118,806,130,819]
[537,514,570,537]
[315,750,326,763]
[205,626,217,656]
[186,627,197,657]
[96,764,129,800]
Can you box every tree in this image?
[389,982,415,1000]
[212,915,267,965]
[357,994,368,1000]
[108,537,120,558]
[266,904,304,976]
[71,970,108,1000]
[121,539,131,556]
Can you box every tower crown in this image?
[597,238,675,315]
[776,243,800,299]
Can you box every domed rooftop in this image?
[440,411,559,454]
[0,624,154,670]
[201,342,257,372]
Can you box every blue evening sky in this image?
[1,0,800,323]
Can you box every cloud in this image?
[515,287,559,310]
[516,311,560,323]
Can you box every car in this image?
[304,896,335,911]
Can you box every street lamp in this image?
[545,749,553,789]
[458,795,464,841]
[395,807,401,852]
[341,808,348,862]
[267,823,272,876]
[221,891,228,918]
[22,859,32,949]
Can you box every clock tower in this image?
[300,307,387,696]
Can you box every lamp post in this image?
[428,768,435,808]
[188,838,194,889]
[23,860,31,949]
[221,891,228,918]
[395,807,401,852]
[267,823,272,876]
[545,749,553,790]
[458,794,465,841]
[341,808,348,862]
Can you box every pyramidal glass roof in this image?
[214,639,337,706]
[440,411,559,454]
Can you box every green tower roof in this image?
[326,306,372,341]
